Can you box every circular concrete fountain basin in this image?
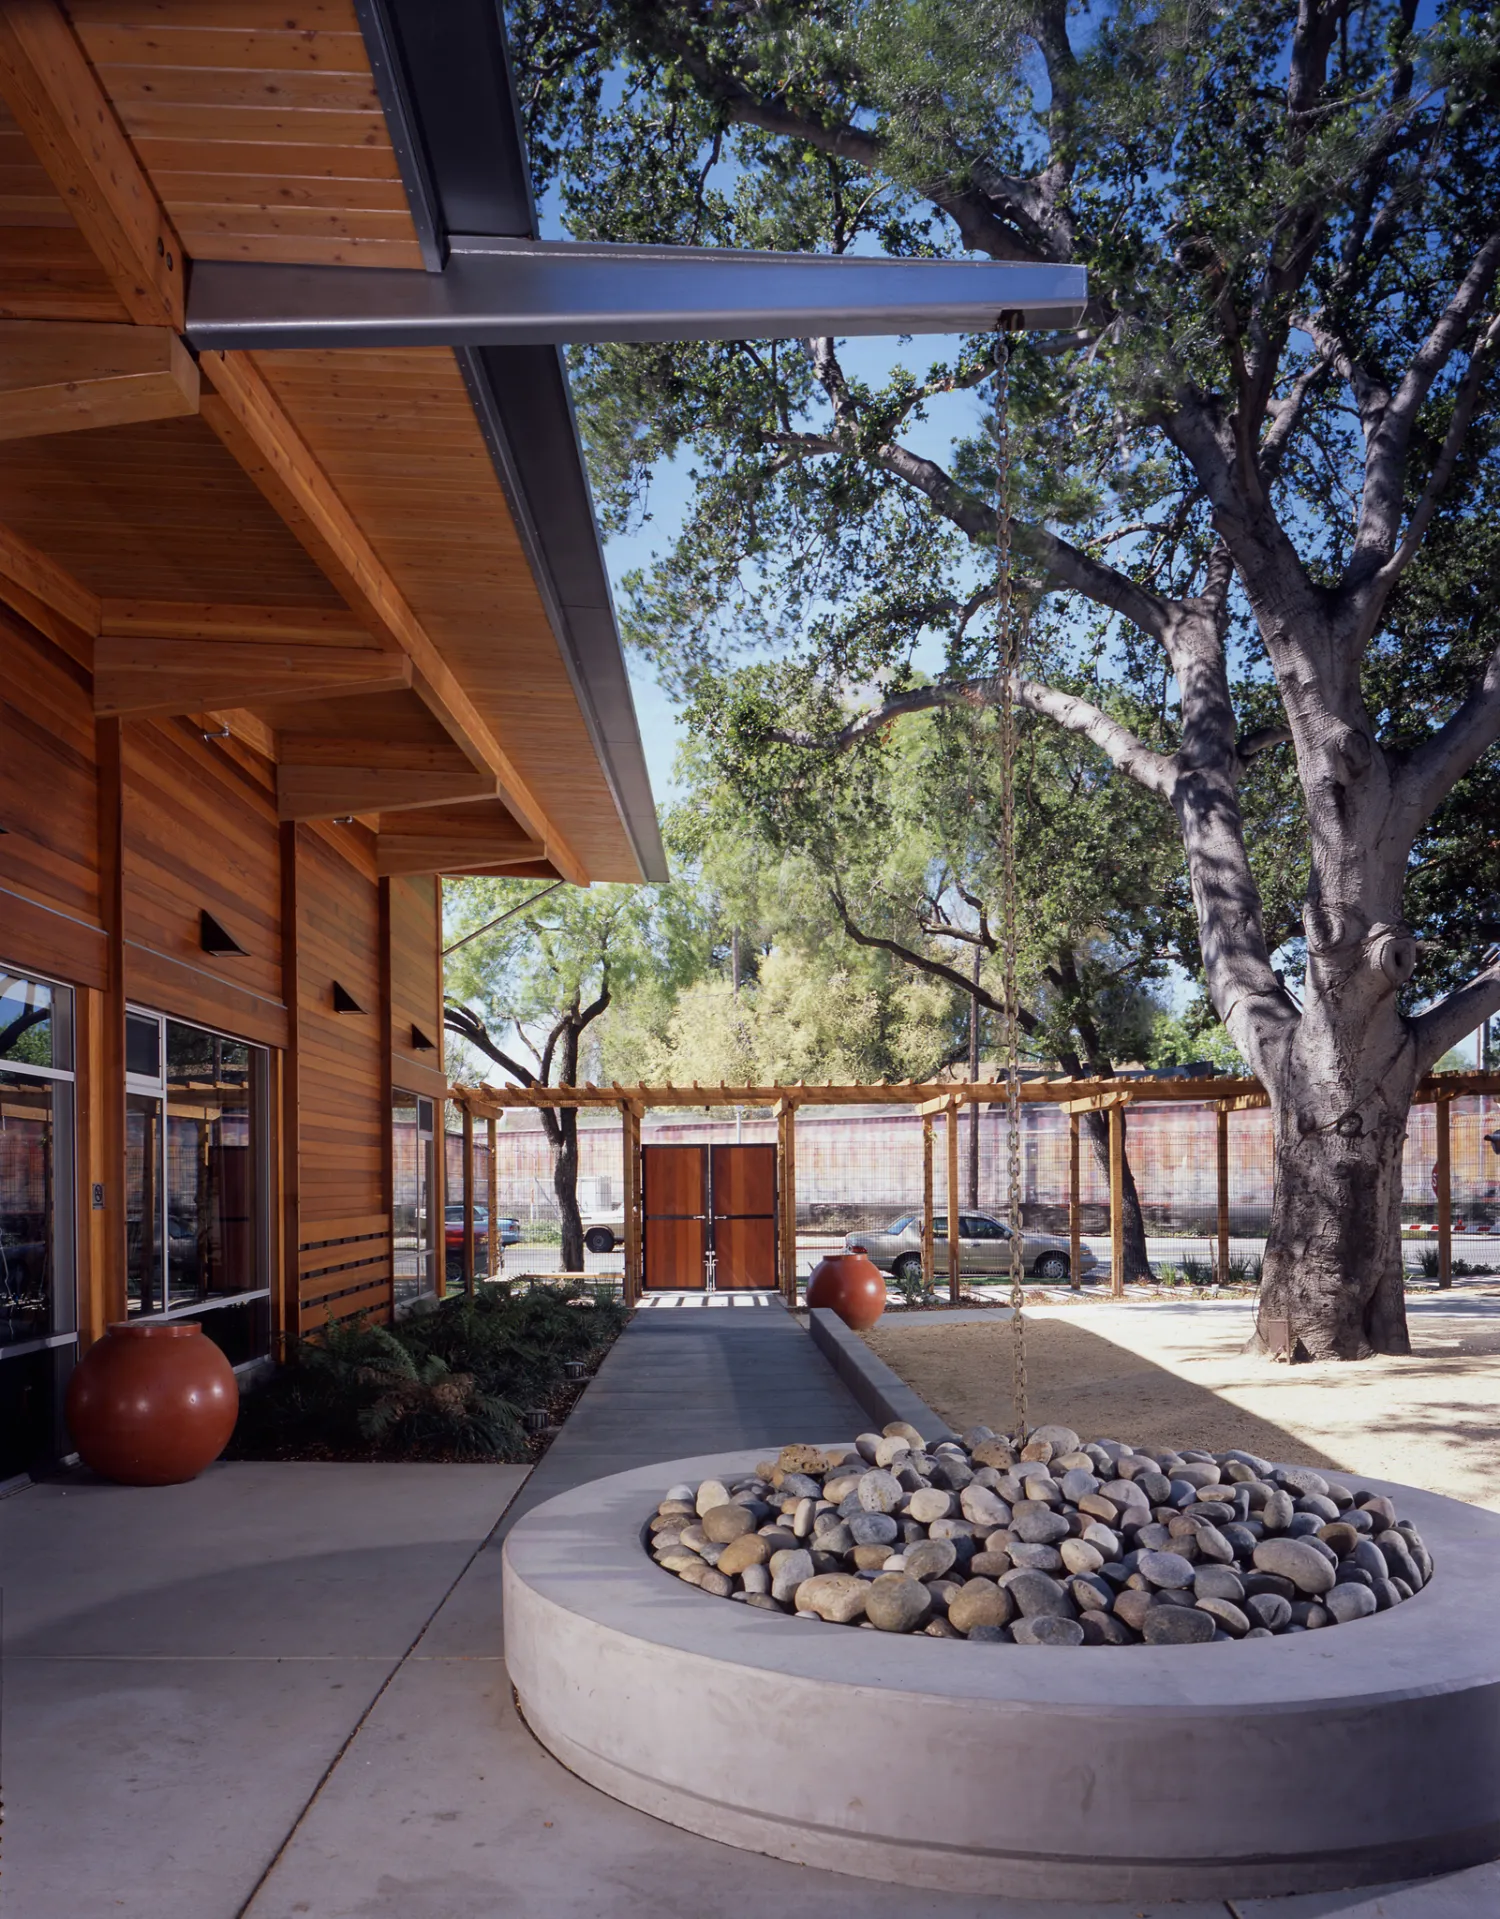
[502,1450,1500,1901]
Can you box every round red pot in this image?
[806,1250,887,1331]
[65,1321,239,1486]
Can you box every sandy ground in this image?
[863,1289,1500,1509]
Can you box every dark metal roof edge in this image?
[456,345,669,885]
[360,0,665,884]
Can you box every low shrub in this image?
[229,1282,625,1463]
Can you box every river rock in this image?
[1142,1605,1215,1644]
[1196,1597,1250,1636]
[1111,1589,1157,1631]
[1013,1614,1085,1646]
[1059,1538,1105,1575]
[1138,1550,1196,1590]
[1279,1465,1331,1499]
[703,1502,757,1543]
[855,1469,903,1513]
[948,1578,1014,1633]
[770,1548,814,1603]
[961,1484,1013,1528]
[1081,1611,1135,1645]
[716,1533,771,1575]
[903,1537,958,1582]
[1004,1569,1073,1618]
[793,1574,869,1622]
[1246,1591,1292,1631]
[1193,1563,1246,1603]
[864,1572,931,1632]
[969,1548,1016,1577]
[848,1510,900,1547]
[1012,1509,1071,1545]
[1260,1489,1295,1532]
[907,1487,953,1524]
[1325,1581,1378,1623]
[1253,1538,1335,1594]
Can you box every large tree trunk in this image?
[1254,984,1416,1358]
[553,1107,584,1271]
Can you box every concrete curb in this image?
[505,1452,1500,1902]
[804,1308,954,1441]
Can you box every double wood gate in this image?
[641,1143,777,1290]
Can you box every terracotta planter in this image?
[65,1321,239,1486]
[806,1250,887,1331]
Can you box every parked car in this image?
[581,1207,626,1255]
[845,1212,1100,1284]
[442,1205,521,1249]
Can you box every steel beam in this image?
[185,241,1088,352]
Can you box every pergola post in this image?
[622,1101,641,1306]
[1109,1100,1125,1299]
[947,1096,962,1305]
[923,1113,936,1290]
[1216,1102,1230,1284]
[777,1100,799,1304]
[486,1113,498,1281]
[1068,1112,1081,1292]
[461,1103,476,1294]
[1437,1095,1452,1290]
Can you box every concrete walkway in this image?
[3,1304,1489,1918]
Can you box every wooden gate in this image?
[641,1143,777,1289]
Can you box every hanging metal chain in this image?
[994,335,1029,1447]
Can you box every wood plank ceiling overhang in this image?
[0,0,667,886]
[0,2,1086,891]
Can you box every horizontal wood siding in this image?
[294,821,389,1327]
[0,602,100,936]
[387,872,446,1097]
[121,715,285,1031]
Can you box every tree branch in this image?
[1399,638,1500,823]
[1350,227,1500,586]
[444,1002,536,1088]
[830,887,1040,1033]
[768,671,1177,799]
[1411,962,1500,1076]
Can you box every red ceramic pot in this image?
[65,1322,239,1486]
[806,1250,887,1331]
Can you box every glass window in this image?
[1,1069,74,1346]
[393,1091,435,1305]
[0,965,76,1478]
[932,1215,948,1238]
[0,971,69,1071]
[125,1011,269,1362]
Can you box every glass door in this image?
[0,968,76,1480]
[392,1092,436,1305]
[125,1009,270,1366]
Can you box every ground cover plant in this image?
[229,1283,626,1464]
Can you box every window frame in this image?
[0,963,77,1361]
[124,1006,272,1337]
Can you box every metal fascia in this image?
[185,248,1088,350]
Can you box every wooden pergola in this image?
[447,1070,1500,1305]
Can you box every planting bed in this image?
[645,1424,1433,1643]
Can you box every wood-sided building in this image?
[0,0,667,1480]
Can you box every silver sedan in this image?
[844,1211,1100,1284]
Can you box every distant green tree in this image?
[443,880,711,1266]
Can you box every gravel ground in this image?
[862,1289,1500,1511]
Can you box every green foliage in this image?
[229,1286,625,1463]
[505,0,1500,1052]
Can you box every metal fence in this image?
[470,1095,1500,1288]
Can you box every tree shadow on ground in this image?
[866,1316,1350,1468]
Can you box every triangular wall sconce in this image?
[200,910,248,957]
[332,980,366,1014]
[411,1023,436,1051]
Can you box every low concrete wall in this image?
[504,1451,1500,1902]
[805,1308,954,1442]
